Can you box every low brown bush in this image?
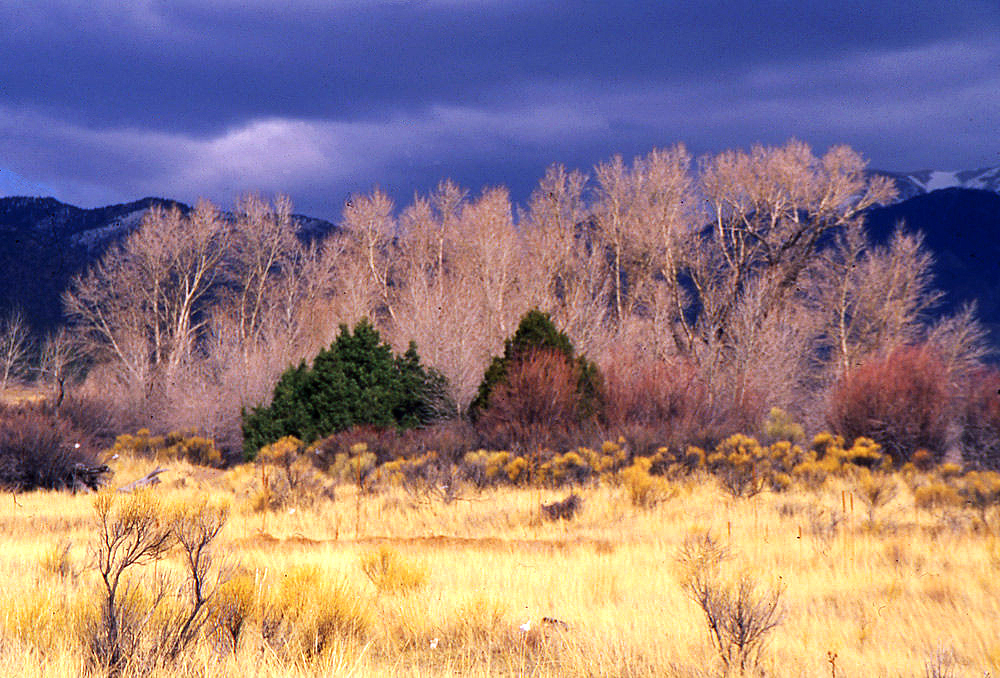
[541,493,583,521]
[0,403,105,491]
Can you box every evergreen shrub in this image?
[242,320,452,459]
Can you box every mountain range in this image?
[1,168,998,349]
[871,166,1000,201]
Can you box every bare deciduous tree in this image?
[692,141,896,361]
[37,327,80,407]
[821,224,942,374]
[0,309,31,391]
[227,194,298,353]
[64,202,230,392]
[340,189,397,321]
[522,164,612,356]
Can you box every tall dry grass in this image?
[0,453,998,676]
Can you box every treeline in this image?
[0,140,993,461]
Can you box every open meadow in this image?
[1,447,998,678]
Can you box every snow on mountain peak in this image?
[921,171,960,191]
[873,165,1000,202]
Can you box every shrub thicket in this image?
[958,368,1000,469]
[242,319,452,459]
[828,345,952,464]
[600,354,710,454]
[469,310,600,451]
[0,403,106,491]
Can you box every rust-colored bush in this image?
[474,348,591,453]
[958,367,1000,470]
[600,355,709,454]
[828,345,952,464]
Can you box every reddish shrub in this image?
[474,348,591,454]
[828,345,952,464]
[958,367,1000,469]
[600,356,710,454]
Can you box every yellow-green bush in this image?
[360,545,428,594]
[251,436,335,511]
[853,468,899,523]
[620,457,676,508]
[263,566,372,658]
[378,451,442,486]
[537,450,593,486]
[210,574,259,653]
[257,436,316,489]
[841,437,890,470]
[327,442,378,485]
[764,407,805,443]
[104,428,222,466]
[463,450,533,487]
[791,434,890,489]
[792,454,840,489]
[958,471,1000,523]
[914,482,963,512]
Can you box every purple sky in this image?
[1,1,998,219]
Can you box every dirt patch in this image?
[234,531,617,553]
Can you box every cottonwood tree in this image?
[651,142,899,416]
[688,142,896,363]
[456,187,522,342]
[521,164,612,356]
[392,181,503,406]
[0,310,31,391]
[225,194,299,355]
[619,145,695,358]
[339,189,397,321]
[65,202,229,393]
[207,196,339,413]
[592,154,649,325]
[37,327,80,407]
[820,224,941,374]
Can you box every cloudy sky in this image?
[1,1,998,219]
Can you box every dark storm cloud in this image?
[1,0,998,218]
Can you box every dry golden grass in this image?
[0,384,48,406]
[0,454,998,676]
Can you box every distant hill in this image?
[0,196,336,331]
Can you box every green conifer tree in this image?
[242,319,451,459]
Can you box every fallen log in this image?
[117,467,168,493]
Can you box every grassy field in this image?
[0,454,997,677]
[0,384,48,407]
